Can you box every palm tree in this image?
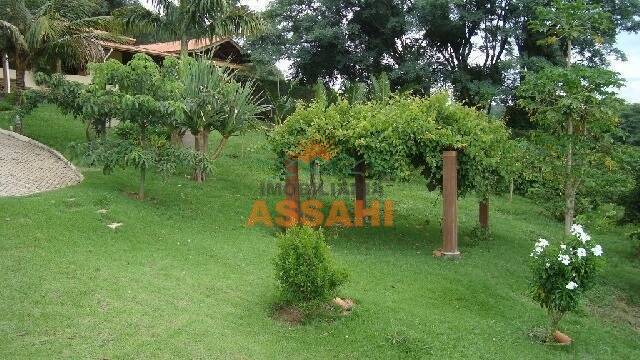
[181,57,266,182]
[115,0,264,56]
[0,0,123,91]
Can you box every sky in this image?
[144,0,640,103]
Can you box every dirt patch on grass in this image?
[587,292,640,332]
[272,299,355,326]
[588,293,640,332]
[272,305,304,326]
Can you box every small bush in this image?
[274,226,348,303]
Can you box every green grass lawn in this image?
[1,105,639,359]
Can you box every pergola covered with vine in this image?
[270,94,513,256]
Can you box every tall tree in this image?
[249,0,434,93]
[412,0,517,109]
[83,54,193,200]
[518,0,623,235]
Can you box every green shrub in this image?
[1,92,20,105]
[0,99,13,111]
[575,203,625,231]
[274,226,348,303]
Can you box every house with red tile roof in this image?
[99,37,249,70]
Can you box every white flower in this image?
[576,248,587,257]
[591,244,603,257]
[558,254,571,266]
[566,281,578,290]
[570,224,584,236]
[545,262,550,268]
[570,223,591,243]
[535,246,543,253]
[536,238,549,247]
[560,244,567,250]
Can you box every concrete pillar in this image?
[442,150,459,256]
[2,53,10,94]
[284,156,300,226]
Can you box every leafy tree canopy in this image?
[270,93,513,197]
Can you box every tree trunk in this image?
[192,129,204,183]
[180,34,189,57]
[564,117,575,235]
[547,310,565,342]
[354,161,366,207]
[56,59,62,73]
[202,129,209,154]
[564,181,576,235]
[139,165,146,200]
[211,135,229,160]
[562,38,575,236]
[284,156,301,226]
[85,122,93,141]
[309,159,317,198]
[479,198,489,229]
[509,179,514,203]
[170,129,182,146]
[15,60,26,92]
[2,53,10,94]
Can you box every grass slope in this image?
[1,105,639,359]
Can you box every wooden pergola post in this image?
[479,198,489,229]
[284,156,301,226]
[442,150,460,257]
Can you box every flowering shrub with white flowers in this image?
[529,224,604,338]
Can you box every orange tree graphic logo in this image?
[246,139,394,228]
[293,140,336,164]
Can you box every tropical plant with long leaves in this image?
[115,0,264,56]
[0,0,124,91]
[180,57,266,182]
